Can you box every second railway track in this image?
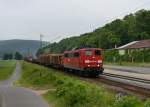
[62,70,150,98]
[102,73,150,84]
[95,72,150,98]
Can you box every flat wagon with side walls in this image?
[46,54,64,68]
[39,54,47,65]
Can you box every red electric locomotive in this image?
[28,48,104,77]
[63,48,104,77]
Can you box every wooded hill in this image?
[0,39,47,58]
[37,9,150,55]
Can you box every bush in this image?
[20,62,150,107]
[113,96,144,107]
[20,62,115,107]
[48,79,115,107]
[145,100,150,107]
[104,49,119,62]
[104,49,150,63]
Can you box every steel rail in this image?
[97,73,150,98]
[102,73,150,84]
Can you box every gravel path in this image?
[0,62,50,107]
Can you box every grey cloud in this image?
[0,0,149,41]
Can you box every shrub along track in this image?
[55,69,150,99]
[32,62,150,99]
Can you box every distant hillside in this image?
[0,39,47,58]
[37,9,150,55]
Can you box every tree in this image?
[37,9,150,54]
[14,52,23,60]
[3,53,13,60]
[97,29,120,49]
[137,32,149,40]
[135,9,150,35]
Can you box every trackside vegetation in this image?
[19,62,150,107]
[104,49,150,67]
[0,60,16,80]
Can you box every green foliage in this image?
[38,9,150,55]
[3,53,13,60]
[14,52,23,60]
[144,99,150,107]
[0,60,16,80]
[104,49,150,63]
[104,49,119,62]
[55,81,114,107]
[19,62,150,107]
[20,62,115,107]
[113,96,143,107]
[3,51,23,60]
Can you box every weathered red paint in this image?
[63,48,103,71]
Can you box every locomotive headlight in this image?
[85,60,90,63]
[98,60,102,63]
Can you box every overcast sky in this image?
[0,0,150,42]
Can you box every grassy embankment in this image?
[18,61,150,107]
[0,60,16,80]
[104,62,150,67]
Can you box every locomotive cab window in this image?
[64,53,69,57]
[85,50,92,56]
[68,53,74,58]
[95,50,101,55]
[74,52,80,57]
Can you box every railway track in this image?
[63,70,150,98]
[102,73,150,84]
[55,67,150,98]
[96,73,150,98]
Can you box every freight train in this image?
[26,48,104,77]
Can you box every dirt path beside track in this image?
[0,62,50,107]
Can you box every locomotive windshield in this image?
[64,53,69,57]
[95,50,101,55]
[85,50,92,56]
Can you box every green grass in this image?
[104,61,150,67]
[0,60,16,80]
[18,61,150,107]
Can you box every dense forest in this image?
[37,9,150,55]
